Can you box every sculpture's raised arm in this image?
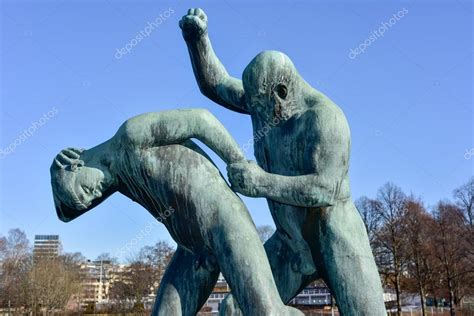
[179,8,249,114]
[117,108,245,164]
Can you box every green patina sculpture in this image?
[180,8,387,315]
[50,109,303,316]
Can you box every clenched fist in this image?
[227,160,266,197]
[179,8,208,42]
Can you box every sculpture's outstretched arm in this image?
[118,109,245,164]
[228,161,349,208]
[258,173,346,208]
[180,8,248,114]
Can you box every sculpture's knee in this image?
[219,294,243,316]
[151,286,181,316]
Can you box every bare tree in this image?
[95,252,118,264]
[402,197,435,316]
[453,177,474,228]
[29,253,83,313]
[0,229,31,311]
[109,278,133,311]
[432,201,472,316]
[139,241,174,282]
[110,241,175,312]
[256,225,275,243]
[453,177,474,270]
[129,259,155,311]
[374,183,409,316]
[356,196,382,246]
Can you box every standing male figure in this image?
[180,8,387,315]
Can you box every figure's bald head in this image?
[243,51,296,93]
[242,51,301,120]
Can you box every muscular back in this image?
[115,141,233,253]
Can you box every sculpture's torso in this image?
[116,142,230,254]
[251,103,351,250]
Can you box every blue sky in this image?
[1,0,472,262]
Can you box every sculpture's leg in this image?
[315,201,387,316]
[213,198,303,316]
[151,246,220,316]
[220,231,318,315]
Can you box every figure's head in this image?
[50,148,116,222]
[243,51,302,121]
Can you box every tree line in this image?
[0,230,176,314]
[0,178,472,315]
[356,177,473,316]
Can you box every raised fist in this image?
[179,8,208,42]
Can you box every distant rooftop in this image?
[34,235,59,240]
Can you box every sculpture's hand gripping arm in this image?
[227,161,347,208]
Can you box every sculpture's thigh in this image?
[152,246,220,316]
[219,230,317,315]
[211,197,303,316]
[315,201,386,316]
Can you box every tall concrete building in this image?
[80,259,120,305]
[33,234,61,260]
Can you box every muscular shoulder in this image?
[305,93,350,140]
[301,95,351,174]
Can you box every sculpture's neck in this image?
[81,139,119,191]
[80,139,113,168]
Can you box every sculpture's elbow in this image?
[116,118,143,147]
[197,81,220,102]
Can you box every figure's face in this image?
[52,164,113,221]
[243,51,301,121]
[69,166,106,209]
